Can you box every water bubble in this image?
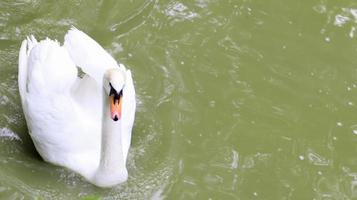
[209,100,216,107]
[299,155,305,160]
[350,26,356,38]
[353,130,357,135]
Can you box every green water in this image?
[1,0,357,199]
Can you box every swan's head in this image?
[103,68,126,121]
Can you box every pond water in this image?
[0,0,357,199]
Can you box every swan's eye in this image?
[109,83,116,96]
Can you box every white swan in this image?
[18,28,136,187]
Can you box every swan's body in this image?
[18,28,136,187]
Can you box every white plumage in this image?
[18,28,136,187]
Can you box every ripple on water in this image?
[314,3,357,39]
[164,2,199,24]
[0,127,21,141]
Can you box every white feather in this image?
[64,27,125,84]
[18,28,136,187]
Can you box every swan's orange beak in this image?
[110,95,122,121]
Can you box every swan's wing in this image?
[19,36,78,121]
[71,74,102,119]
[18,35,38,104]
[26,38,78,94]
[121,68,136,163]
[21,37,101,166]
[24,37,78,136]
[64,27,120,84]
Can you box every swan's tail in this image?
[18,36,38,102]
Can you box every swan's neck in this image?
[90,90,128,187]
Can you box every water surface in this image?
[0,0,357,199]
